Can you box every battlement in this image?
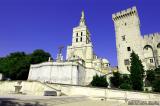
[143,32,160,40]
[112,6,138,21]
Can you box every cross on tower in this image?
[58,46,64,54]
[56,46,64,62]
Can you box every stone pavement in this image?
[0,95,127,106]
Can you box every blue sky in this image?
[0,0,160,66]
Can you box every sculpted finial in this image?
[79,10,86,26]
[81,10,84,19]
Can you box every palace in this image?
[28,11,111,85]
[112,6,160,74]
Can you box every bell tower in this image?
[67,11,93,68]
[72,11,91,46]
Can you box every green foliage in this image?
[145,67,160,92]
[155,66,160,74]
[110,72,122,88]
[146,70,155,86]
[91,74,108,87]
[154,66,160,81]
[110,72,132,90]
[30,49,51,64]
[119,83,132,90]
[0,49,51,80]
[121,75,131,84]
[119,75,132,90]
[130,51,144,91]
[152,79,160,92]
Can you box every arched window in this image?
[143,45,155,66]
[143,45,153,57]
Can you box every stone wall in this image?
[28,62,84,85]
[0,81,60,96]
[46,83,160,101]
[28,61,104,85]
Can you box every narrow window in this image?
[125,22,127,26]
[76,38,78,42]
[127,66,130,71]
[80,37,82,42]
[81,32,83,36]
[76,33,78,37]
[124,59,130,65]
[150,59,154,63]
[157,43,160,48]
[122,35,125,41]
[127,47,131,51]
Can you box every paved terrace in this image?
[0,95,127,106]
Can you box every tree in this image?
[91,74,108,87]
[146,70,155,86]
[146,67,160,92]
[130,51,144,91]
[0,49,51,80]
[152,79,160,92]
[110,72,122,88]
[30,49,51,64]
[154,66,160,80]
[0,52,30,80]
[119,75,132,90]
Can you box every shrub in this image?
[110,72,122,88]
[152,79,160,92]
[91,74,108,87]
[119,82,132,90]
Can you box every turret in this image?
[112,6,139,23]
[112,6,143,74]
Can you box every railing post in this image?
[125,91,128,103]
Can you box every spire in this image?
[79,10,86,26]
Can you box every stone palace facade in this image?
[28,11,111,85]
[112,6,160,74]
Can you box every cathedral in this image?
[112,6,160,74]
[66,11,110,73]
[28,11,111,85]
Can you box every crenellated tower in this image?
[112,6,144,74]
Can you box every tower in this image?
[66,11,93,68]
[112,6,143,74]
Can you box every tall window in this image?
[76,38,78,42]
[127,66,130,71]
[81,32,83,36]
[80,37,82,42]
[157,43,160,48]
[76,33,78,37]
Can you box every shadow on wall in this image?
[0,98,47,106]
